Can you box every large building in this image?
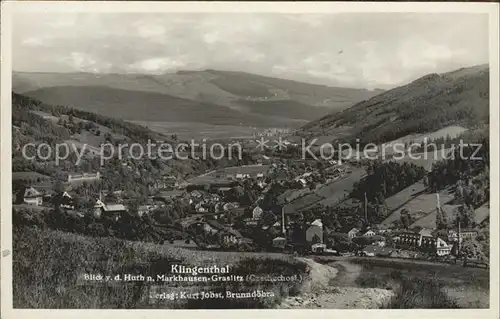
[306,219,323,244]
[393,229,451,256]
[61,172,101,183]
[447,229,478,243]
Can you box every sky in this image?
[12,12,489,89]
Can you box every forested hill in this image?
[12,92,168,144]
[14,70,382,127]
[300,64,489,145]
[11,92,258,191]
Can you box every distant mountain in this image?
[300,64,489,144]
[13,70,381,128]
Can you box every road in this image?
[309,255,489,271]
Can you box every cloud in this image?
[22,37,45,46]
[12,12,489,89]
[129,57,186,73]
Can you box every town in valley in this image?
[8,10,492,310]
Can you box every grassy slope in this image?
[13,227,307,309]
[380,179,455,226]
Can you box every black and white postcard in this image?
[1,2,499,319]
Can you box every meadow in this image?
[12,226,307,309]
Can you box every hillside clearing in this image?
[381,189,454,226]
[474,202,490,225]
[410,204,461,229]
[384,181,427,212]
[382,125,469,154]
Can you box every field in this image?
[283,193,324,215]
[316,167,366,207]
[220,164,270,176]
[280,167,365,214]
[131,121,278,140]
[384,181,427,212]
[184,164,270,186]
[410,204,461,229]
[12,171,51,182]
[381,188,454,226]
[474,202,490,225]
[278,188,312,205]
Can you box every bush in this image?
[384,277,460,309]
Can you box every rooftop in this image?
[103,204,127,212]
[23,187,42,198]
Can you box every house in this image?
[229,207,246,218]
[204,220,243,245]
[347,228,359,239]
[93,199,127,219]
[272,221,282,231]
[220,229,243,245]
[190,190,204,198]
[374,224,391,234]
[297,178,308,187]
[252,206,263,219]
[373,237,386,247]
[243,218,260,226]
[306,219,323,244]
[435,238,452,256]
[447,229,478,243]
[362,229,376,237]
[223,202,240,212]
[153,190,184,203]
[203,223,219,235]
[301,172,313,179]
[149,178,178,191]
[19,187,43,206]
[311,243,326,253]
[362,245,380,257]
[272,237,287,249]
[195,202,209,213]
[137,205,151,217]
[51,191,75,210]
[362,245,393,257]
